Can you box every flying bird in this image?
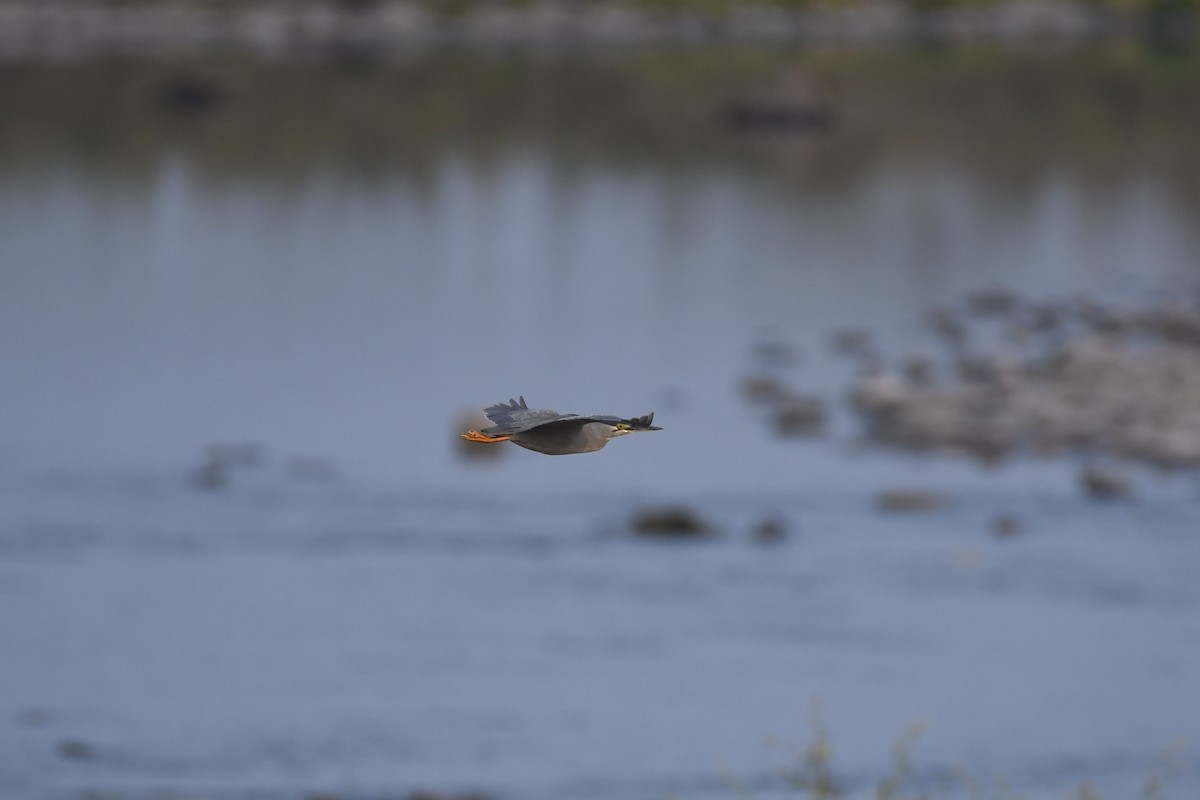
[461,396,661,455]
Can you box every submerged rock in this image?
[966,288,1019,317]
[751,516,788,544]
[741,374,791,405]
[632,506,711,539]
[876,489,945,512]
[157,71,228,114]
[724,70,834,134]
[56,739,96,761]
[990,514,1023,538]
[1080,468,1134,500]
[773,394,827,437]
[192,442,268,489]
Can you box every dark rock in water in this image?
[903,357,935,387]
[990,514,1022,538]
[773,394,827,437]
[829,328,874,359]
[724,70,834,134]
[56,738,96,761]
[1080,468,1134,500]
[955,356,997,384]
[157,71,227,114]
[876,489,944,513]
[926,306,966,346]
[193,442,268,489]
[967,289,1020,316]
[632,506,711,539]
[193,458,226,490]
[724,98,833,133]
[751,516,788,544]
[1026,302,1065,334]
[1142,303,1200,346]
[741,374,790,405]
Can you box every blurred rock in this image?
[773,394,827,437]
[829,328,874,360]
[157,71,227,115]
[1142,303,1200,346]
[990,513,1022,538]
[193,457,227,490]
[876,489,944,512]
[751,516,788,544]
[1080,468,1134,500]
[724,71,833,134]
[56,739,95,761]
[632,506,711,539]
[926,306,966,348]
[1026,302,1065,335]
[902,357,935,387]
[741,374,790,405]
[966,288,1019,316]
[193,442,268,489]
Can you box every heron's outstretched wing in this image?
[481,396,578,435]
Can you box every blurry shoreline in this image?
[1,0,1196,61]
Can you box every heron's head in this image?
[610,412,662,437]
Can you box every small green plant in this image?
[730,710,1186,800]
[782,709,842,799]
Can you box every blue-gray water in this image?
[1,51,1199,799]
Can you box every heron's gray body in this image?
[473,397,660,455]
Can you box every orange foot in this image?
[461,430,510,444]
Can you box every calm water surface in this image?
[1,50,1199,799]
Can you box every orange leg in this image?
[460,430,511,444]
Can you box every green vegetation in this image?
[2,46,1198,201]
[726,711,1185,800]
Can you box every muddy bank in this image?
[0,0,1195,60]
